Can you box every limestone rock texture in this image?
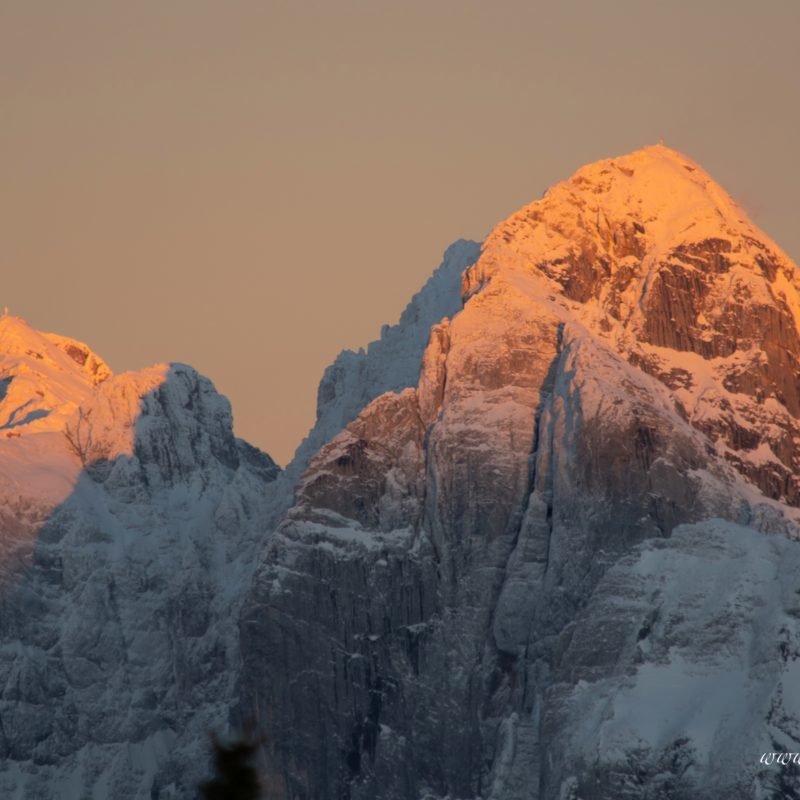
[240,146,800,800]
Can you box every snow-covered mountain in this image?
[0,239,480,798]
[0,317,281,797]
[240,145,800,800]
[3,144,800,799]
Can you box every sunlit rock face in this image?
[0,316,109,584]
[466,145,800,509]
[240,146,800,800]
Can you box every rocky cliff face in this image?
[239,146,800,800]
[0,319,281,798]
[286,238,481,483]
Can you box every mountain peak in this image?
[567,143,745,234]
[0,315,110,377]
[456,146,800,506]
[582,141,698,169]
[0,314,47,350]
[489,143,767,271]
[572,142,700,179]
[471,144,795,311]
[0,316,111,436]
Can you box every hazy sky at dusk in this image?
[2,1,798,464]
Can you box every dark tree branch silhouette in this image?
[199,734,263,800]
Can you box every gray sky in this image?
[2,1,798,464]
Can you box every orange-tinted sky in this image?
[2,1,798,465]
